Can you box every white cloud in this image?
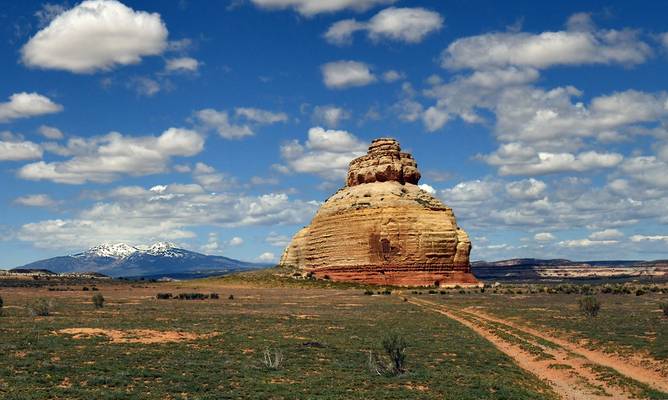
[534,232,555,242]
[661,33,668,50]
[17,187,319,250]
[418,183,436,195]
[281,127,366,180]
[381,70,404,82]
[505,178,546,200]
[235,107,288,124]
[630,234,668,243]
[130,76,161,97]
[21,0,168,73]
[250,0,396,16]
[589,228,623,240]
[165,57,200,73]
[196,107,287,140]
[485,149,623,176]
[195,109,253,139]
[18,128,204,184]
[228,236,244,246]
[312,105,351,127]
[325,7,442,45]
[266,232,291,247]
[321,61,376,89]
[0,140,43,161]
[192,162,233,191]
[559,238,619,248]
[257,252,276,262]
[441,26,651,71]
[0,92,63,123]
[440,180,498,203]
[38,125,64,139]
[14,194,57,207]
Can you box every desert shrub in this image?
[210,293,220,299]
[92,293,105,308]
[635,288,646,296]
[156,293,173,300]
[428,290,437,294]
[601,284,613,294]
[177,293,208,300]
[262,348,283,370]
[0,295,3,315]
[363,289,374,296]
[92,286,99,291]
[82,286,89,291]
[659,302,668,317]
[459,289,466,294]
[369,333,408,376]
[578,296,601,318]
[228,294,234,300]
[30,298,52,316]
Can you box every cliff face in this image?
[280,138,478,287]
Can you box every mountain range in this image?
[14,242,270,279]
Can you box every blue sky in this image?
[1,0,668,267]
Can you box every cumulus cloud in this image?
[312,105,351,127]
[228,236,244,246]
[196,107,287,140]
[250,0,396,17]
[505,178,546,200]
[18,186,319,250]
[266,232,291,247]
[18,128,204,184]
[534,232,555,242]
[38,125,64,139]
[235,107,288,124]
[280,127,366,180]
[382,70,405,82]
[0,92,63,123]
[195,109,252,139]
[441,25,651,71]
[485,149,623,176]
[321,61,376,89]
[257,252,276,262]
[14,194,58,207]
[589,229,623,240]
[165,57,200,73]
[325,7,442,45]
[21,0,168,73]
[0,139,43,161]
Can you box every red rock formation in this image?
[280,138,478,287]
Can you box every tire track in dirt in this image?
[462,307,668,393]
[406,296,664,400]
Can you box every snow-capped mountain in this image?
[17,242,270,279]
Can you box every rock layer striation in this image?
[280,138,478,287]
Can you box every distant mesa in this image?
[279,137,479,287]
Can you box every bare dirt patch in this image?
[56,328,218,344]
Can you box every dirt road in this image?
[406,296,667,400]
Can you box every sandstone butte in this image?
[279,137,479,287]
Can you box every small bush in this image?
[660,302,668,317]
[369,333,407,376]
[156,293,173,300]
[91,287,99,291]
[363,289,374,295]
[210,293,220,299]
[30,298,52,316]
[262,348,283,370]
[92,293,105,308]
[635,288,646,296]
[0,295,3,316]
[428,290,437,294]
[578,296,601,318]
[228,294,234,300]
[82,286,89,291]
[176,293,208,300]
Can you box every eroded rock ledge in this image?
[280,138,478,287]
